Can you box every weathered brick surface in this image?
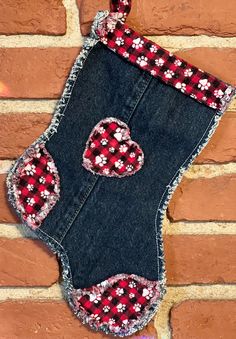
[195,112,236,164]
[165,235,236,285]
[0,174,19,224]
[171,300,236,339]
[0,48,80,99]
[78,0,236,37]
[0,301,157,338]
[0,238,58,286]
[168,175,236,221]
[0,113,51,159]
[0,0,66,35]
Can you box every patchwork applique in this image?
[11,144,60,229]
[72,274,161,335]
[82,118,144,177]
[96,10,235,113]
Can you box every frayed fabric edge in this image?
[154,88,236,278]
[4,9,167,337]
[4,7,236,338]
[6,10,106,220]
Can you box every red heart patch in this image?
[82,118,144,177]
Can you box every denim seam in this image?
[58,176,99,243]
[58,74,153,241]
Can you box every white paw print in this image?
[209,102,217,109]
[119,144,128,153]
[190,93,197,99]
[164,70,175,79]
[150,45,158,53]
[47,161,56,173]
[95,154,107,167]
[117,303,126,313]
[90,142,96,148]
[26,197,35,206]
[142,288,154,300]
[27,184,34,191]
[25,164,36,176]
[103,168,110,175]
[101,37,108,45]
[130,152,135,158]
[116,37,124,46]
[174,59,182,66]
[132,37,144,49]
[98,126,105,134]
[184,68,193,77]
[109,147,115,153]
[89,293,101,304]
[129,281,137,288]
[155,58,164,67]
[129,293,135,299]
[133,303,141,312]
[125,28,131,34]
[214,89,224,98]
[39,176,46,184]
[136,56,148,67]
[126,165,134,172]
[90,314,100,321]
[103,305,110,313]
[175,82,186,93]
[198,79,211,91]
[123,52,130,58]
[151,70,157,76]
[115,159,124,169]
[101,138,108,146]
[116,288,124,296]
[109,318,115,325]
[40,190,50,199]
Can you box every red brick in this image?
[0,301,157,338]
[78,0,236,37]
[0,0,66,35]
[171,300,236,339]
[165,235,236,285]
[0,113,51,159]
[176,48,236,85]
[195,112,236,164]
[0,238,58,286]
[0,174,19,224]
[0,48,80,99]
[168,175,236,221]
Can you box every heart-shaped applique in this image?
[82,118,144,177]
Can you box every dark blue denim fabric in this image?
[39,42,219,289]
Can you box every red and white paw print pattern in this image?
[13,144,60,229]
[83,118,144,177]
[73,274,161,335]
[96,13,235,112]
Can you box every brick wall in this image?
[0,0,235,338]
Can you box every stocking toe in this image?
[71,274,166,336]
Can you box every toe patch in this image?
[72,274,162,336]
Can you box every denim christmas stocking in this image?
[6,0,236,337]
